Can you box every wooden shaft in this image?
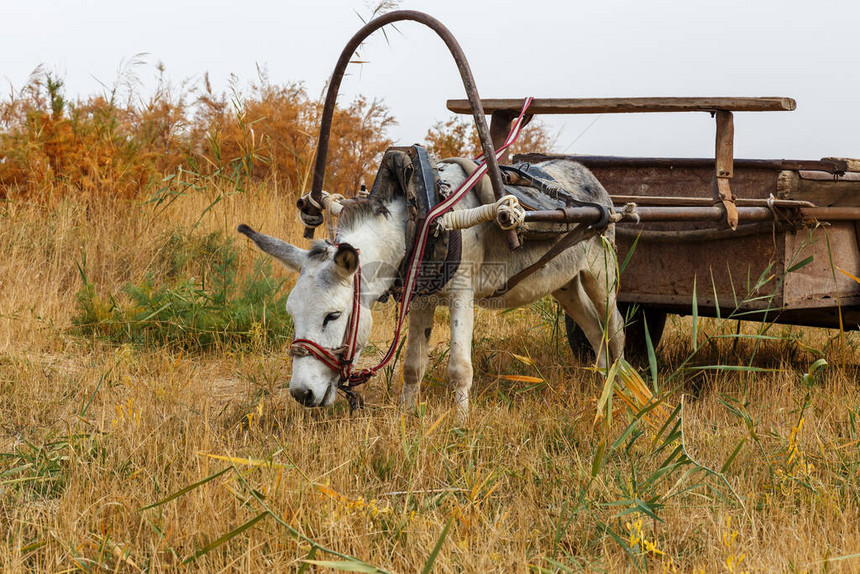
[523,206,860,224]
[447,96,797,115]
[608,195,815,208]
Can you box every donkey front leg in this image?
[400,299,436,410]
[448,288,475,421]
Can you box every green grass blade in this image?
[711,333,785,341]
[802,358,828,386]
[652,403,683,448]
[598,521,638,562]
[633,498,664,522]
[591,439,607,478]
[232,469,393,573]
[618,232,641,276]
[731,307,787,318]
[611,420,643,452]
[786,255,815,273]
[138,466,230,511]
[727,261,739,309]
[720,438,747,473]
[544,557,577,572]
[710,268,721,321]
[81,363,114,417]
[422,517,453,574]
[753,261,776,291]
[192,194,224,231]
[183,511,268,563]
[297,546,318,574]
[643,314,658,392]
[691,277,698,352]
[595,360,620,425]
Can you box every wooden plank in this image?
[779,171,860,207]
[512,154,847,174]
[799,171,860,182]
[614,228,786,312]
[615,293,860,330]
[447,96,797,115]
[822,157,860,172]
[578,160,781,206]
[617,292,777,311]
[783,223,860,306]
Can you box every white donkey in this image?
[238,158,624,416]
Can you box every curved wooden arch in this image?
[299,10,518,249]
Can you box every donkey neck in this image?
[336,195,407,302]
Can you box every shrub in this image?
[0,64,395,202]
[73,231,292,351]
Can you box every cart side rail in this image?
[446,96,796,115]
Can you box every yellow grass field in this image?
[2,183,860,573]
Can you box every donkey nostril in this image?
[290,387,315,406]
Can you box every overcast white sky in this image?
[2,0,858,159]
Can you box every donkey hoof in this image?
[399,387,420,411]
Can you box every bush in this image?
[0,64,395,201]
[73,231,292,351]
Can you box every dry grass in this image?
[2,185,860,573]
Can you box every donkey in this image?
[238,158,625,417]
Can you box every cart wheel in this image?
[564,305,666,362]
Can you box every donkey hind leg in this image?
[579,256,626,363]
[448,288,475,422]
[552,275,615,370]
[400,299,437,410]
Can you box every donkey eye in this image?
[323,312,342,327]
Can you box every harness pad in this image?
[367,145,461,299]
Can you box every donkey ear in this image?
[333,243,359,276]
[237,224,307,272]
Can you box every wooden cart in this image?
[447,97,860,353]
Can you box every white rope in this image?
[435,203,495,231]
[298,190,344,214]
[322,191,345,216]
[610,202,639,223]
[298,190,346,239]
[495,195,526,230]
[322,191,344,240]
[303,192,323,210]
[435,195,525,232]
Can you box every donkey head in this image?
[237,224,373,407]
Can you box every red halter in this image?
[290,98,534,409]
[289,265,368,401]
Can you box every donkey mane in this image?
[307,241,333,261]
[337,197,391,233]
